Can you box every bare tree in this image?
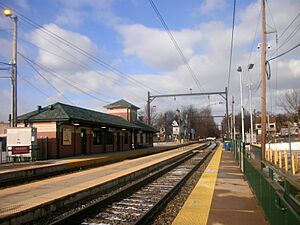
[280,89,300,122]
[139,105,159,125]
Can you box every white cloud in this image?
[0,89,11,122]
[113,0,300,116]
[1,0,299,121]
[0,39,12,62]
[55,9,88,26]
[13,0,29,10]
[199,0,227,13]
[116,24,203,71]
[55,0,116,27]
[30,23,97,72]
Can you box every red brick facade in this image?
[20,121,152,159]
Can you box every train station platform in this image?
[0,143,201,225]
[173,145,269,225]
[0,142,191,186]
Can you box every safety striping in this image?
[172,145,223,225]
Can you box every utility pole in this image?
[249,81,254,144]
[237,66,245,143]
[232,96,235,140]
[261,0,267,160]
[147,91,151,125]
[3,9,18,127]
[12,15,17,127]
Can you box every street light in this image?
[3,9,13,16]
[3,8,18,127]
[247,64,254,144]
[237,66,245,143]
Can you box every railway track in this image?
[49,142,217,225]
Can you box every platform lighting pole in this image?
[3,9,17,127]
[237,66,245,143]
[232,96,235,140]
[261,0,267,161]
[147,91,151,125]
[225,87,230,138]
[248,64,254,144]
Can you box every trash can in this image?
[224,140,231,151]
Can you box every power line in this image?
[20,53,75,105]
[0,61,11,66]
[268,42,300,61]
[227,0,236,92]
[276,23,300,50]
[266,0,277,32]
[0,3,161,95]
[19,53,113,104]
[278,11,300,39]
[20,54,144,103]
[18,75,57,101]
[148,0,204,91]
[246,10,261,97]
[13,26,127,101]
[3,17,149,103]
[20,16,160,94]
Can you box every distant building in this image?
[105,99,139,122]
[17,101,157,159]
[280,123,299,137]
[254,115,276,141]
[0,122,9,137]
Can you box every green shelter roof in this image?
[104,99,140,110]
[17,102,151,131]
[133,120,158,133]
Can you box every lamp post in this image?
[3,9,18,127]
[248,63,254,144]
[237,66,245,143]
[176,109,181,143]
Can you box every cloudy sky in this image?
[0,0,299,125]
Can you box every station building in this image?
[17,100,157,159]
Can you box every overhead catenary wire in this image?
[269,10,300,59]
[13,29,125,101]
[19,53,113,104]
[18,75,57,102]
[0,61,11,66]
[276,23,300,50]
[266,0,277,32]
[246,10,261,97]
[1,17,148,103]
[148,0,204,92]
[20,53,75,105]
[278,11,300,39]
[268,42,300,61]
[3,24,138,101]
[0,3,161,95]
[19,17,160,94]
[20,55,145,104]
[227,0,236,93]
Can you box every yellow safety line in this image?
[172,145,223,225]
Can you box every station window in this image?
[93,130,102,145]
[107,132,113,145]
[124,132,128,144]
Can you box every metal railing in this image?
[233,140,300,225]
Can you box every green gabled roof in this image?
[17,103,69,122]
[17,102,144,130]
[133,120,158,133]
[104,99,140,110]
